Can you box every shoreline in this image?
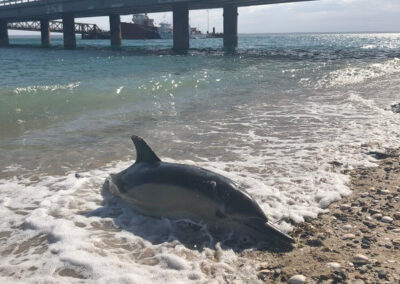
[243,149,400,283]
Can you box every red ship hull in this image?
[82,22,161,40]
[121,22,160,40]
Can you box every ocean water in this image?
[1,33,400,283]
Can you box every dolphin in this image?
[106,135,294,245]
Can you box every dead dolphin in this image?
[106,135,294,245]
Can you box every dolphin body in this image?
[106,135,294,245]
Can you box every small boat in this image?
[158,22,206,39]
[206,27,223,39]
[190,27,206,39]
[158,22,173,39]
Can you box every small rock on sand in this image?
[340,204,351,210]
[393,212,400,220]
[391,103,400,113]
[326,262,341,271]
[258,269,272,275]
[378,269,387,279]
[372,213,382,219]
[342,224,353,230]
[381,216,393,223]
[353,254,369,264]
[288,274,306,284]
[341,233,356,240]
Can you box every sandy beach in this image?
[244,149,400,283]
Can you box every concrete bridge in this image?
[0,0,312,51]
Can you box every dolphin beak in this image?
[262,222,295,244]
[245,218,295,245]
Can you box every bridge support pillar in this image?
[223,5,238,50]
[0,19,9,46]
[40,19,50,47]
[109,14,121,47]
[63,13,76,49]
[173,3,189,53]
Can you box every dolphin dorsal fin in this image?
[131,135,161,164]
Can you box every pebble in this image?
[359,265,368,274]
[326,262,341,271]
[259,262,269,270]
[258,269,272,275]
[342,224,353,230]
[381,216,393,223]
[372,213,382,219]
[288,274,306,284]
[394,212,400,220]
[340,204,351,210]
[392,238,400,245]
[369,209,380,215]
[393,228,400,233]
[378,269,387,279]
[353,254,369,264]
[365,216,373,221]
[341,233,356,240]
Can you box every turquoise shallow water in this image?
[2,33,400,175]
[0,33,400,282]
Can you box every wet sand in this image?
[243,149,400,283]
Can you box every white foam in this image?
[0,163,264,283]
[314,58,400,88]
[12,82,81,95]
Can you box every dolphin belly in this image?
[121,183,219,223]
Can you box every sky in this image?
[9,0,400,35]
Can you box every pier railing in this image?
[7,20,104,35]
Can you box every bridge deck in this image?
[0,0,312,22]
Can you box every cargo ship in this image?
[82,14,160,40]
[83,14,205,40]
[121,14,160,40]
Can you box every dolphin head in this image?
[215,183,295,245]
